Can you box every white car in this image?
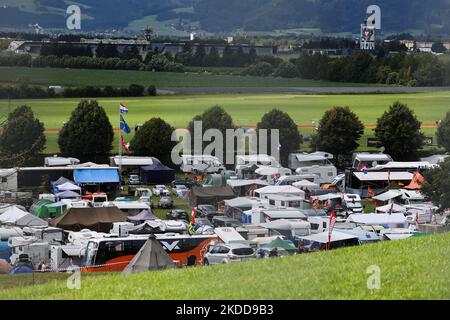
[173,185,189,198]
[203,243,256,265]
[152,185,170,196]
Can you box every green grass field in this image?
[1,91,448,153]
[0,66,374,88]
[1,232,449,299]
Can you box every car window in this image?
[232,248,254,256]
[219,246,230,254]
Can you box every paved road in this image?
[158,86,450,95]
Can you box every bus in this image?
[81,234,217,272]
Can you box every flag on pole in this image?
[120,135,129,153]
[120,115,131,134]
[359,164,368,174]
[367,186,375,198]
[415,211,420,229]
[119,103,129,114]
[327,210,337,248]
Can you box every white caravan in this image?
[181,155,225,174]
[235,154,281,177]
[351,153,393,170]
[289,152,337,184]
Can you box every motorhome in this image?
[289,152,337,184]
[342,194,363,214]
[82,193,108,208]
[266,194,309,210]
[235,154,281,178]
[351,153,393,170]
[103,201,150,215]
[81,234,217,271]
[274,174,321,186]
[181,155,225,174]
[261,219,311,240]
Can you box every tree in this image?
[243,62,274,77]
[436,110,450,152]
[58,100,114,162]
[187,106,235,158]
[374,101,424,161]
[273,61,299,78]
[192,44,206,66]
[0,105,45,165]
[432,41,448,54]
[314,106,364,166]
[130,118,175,165]
[204,47,220,67]
[421,159,450,213]
[257,109,302,166]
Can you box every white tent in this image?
[375,203,406,213]
[0,206,47,227]
[122,238,175,274]
[56,182,81,192]
[300,231,358,244]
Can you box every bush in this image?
[148,85,157,96]
[243,62,274,77]
[273,61,299,78]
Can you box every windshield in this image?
[84,241,98,266]
[232,248,254,256]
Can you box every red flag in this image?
[120,135,129,153]
[328,210,337,246]
[368,186,375,198]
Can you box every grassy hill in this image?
[1,232,449,299]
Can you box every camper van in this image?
[274,174,321,186]
[352,153,393,170]
[235,154,280,177]
[289,152,337,184]
[181,155,225,174]
[81,234,217,271]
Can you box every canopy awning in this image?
[74,169,120,184]
[347,213,406,225]
[300,231,358,244]
[375,203,406,213]
[372,190,403,202]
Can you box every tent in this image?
[122,237,176,274]
[372,190,403,202]
[49,207,127,232]
[56,190,81,199]
[56,182,81,192]
[127,210,158,223]
[44,202,68,219]
[74,169,120,184]
[0,259,12,274]
[262,237,297,254]
[30,199,54,219]
[190,186,235,207]
[405,172,425,190]
[375,203,406,213]
[0,206,47,227]
[140,161,175,185]
[300,231,359,244]
[54,176,74,185]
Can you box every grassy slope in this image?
[1,91,448,153]
[0,67,373,88]
[1,232,449,300]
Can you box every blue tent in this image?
[9,264,33,275]
[140,162,175,185]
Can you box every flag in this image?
[327,210,337,246]
[367,186,375,198]
[313,198,320,209]
[120,115,131,134]
[387,169,391,185]
[119,103,128,114]
[415,211,420,229]
[388,202,394,215]
[120,135,129,153]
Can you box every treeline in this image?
[290,52,450,86]
[0,83,157,99]
[0,52,184,73]
[174,44,259,67]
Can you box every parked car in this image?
[171,179,199,188]
[158,196,174,209]
[138,196,153,209]
[204,243,256,265]
[196,205,217,217]
[167,209,189,221]
[256,247,291,259]
[128,174,140,185]
[153,185,170,196]
[173,185,189,198]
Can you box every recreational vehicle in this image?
[180,155,225,174]
[351,153,393,170]
[289,152,337,184]
[235,154,281,178]
[274,174,321,186]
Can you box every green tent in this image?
[31,199,54,219]
[262,237,297,254]
[45,202,67,219]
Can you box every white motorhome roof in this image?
[372,190,403,202]
[214,227,246,243]
[107,201,150,210]
[371,161,433,170]
[262,210,307,219]
[255,166,287,176]
[254,185,304,196]
[292,180,320,189]
[354,153,392,161]
[300,231,358,243]
[294,152,333,162]
[236,154,275,162]
[311,193,342,201]
[227,179,269,188]
[347,213,406,225]
[261,219,310,230]
[112,156,154,166]
[375,203,406,213]
[266,194,305,201]
[353,172,413,181]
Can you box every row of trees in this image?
[0,83,157,99]
[4,100,450,169]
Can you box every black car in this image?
[171,179,199,188]
[211,216,242,228]
[167,209,189,221]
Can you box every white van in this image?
[275,174,320,186]
[235,154,280,177]
[289,152,337,184]
[352,153,393,170]
[181,155,225,174]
